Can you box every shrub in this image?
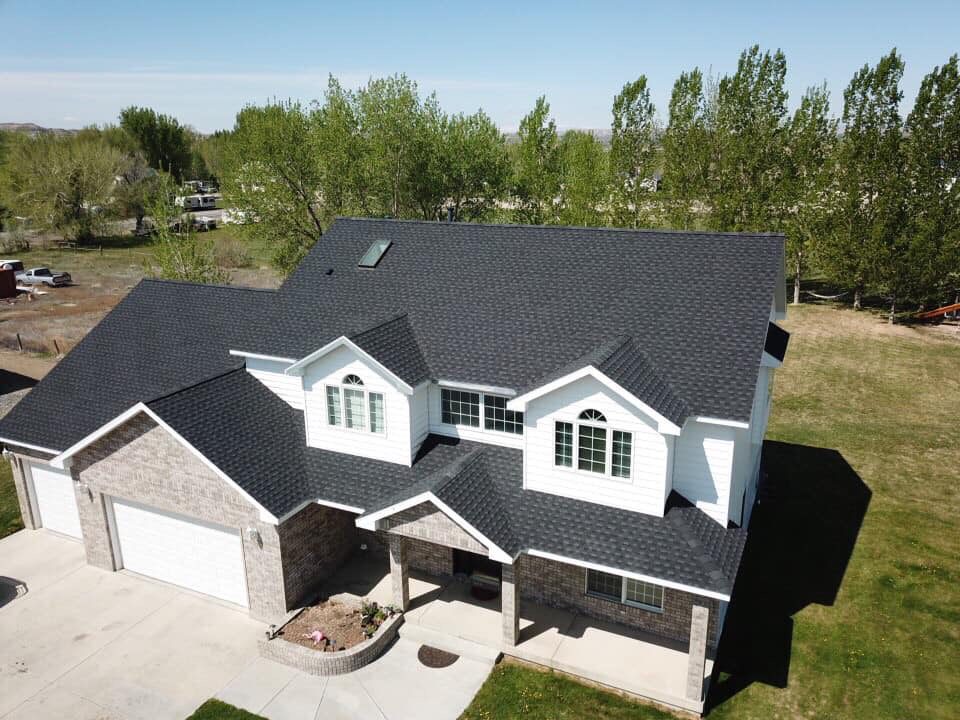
[214,237,252,268]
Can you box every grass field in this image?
[185,699,265,720]
[462,304,960,719]
[0,459,23,539]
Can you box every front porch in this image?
[321,551,714,714]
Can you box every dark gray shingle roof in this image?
[349,314,431,386]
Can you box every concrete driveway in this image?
[0,530,492,720]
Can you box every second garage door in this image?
[29,462,82,539]
[111,499,248,607]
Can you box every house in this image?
[0,218,788,713]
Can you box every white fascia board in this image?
[228,349,297,363]
[436,380,516,397]
[50,402,279,524]
[508,366,682,436]
[284,336,414,395]
[693,416,750,430]
[275,497,365,524]
[0,437,61,455]
[355,491,513,564]
[525,548,730,602]
[761,352,783,368]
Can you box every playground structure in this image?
[916,302,960,320]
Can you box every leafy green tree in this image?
[710,46,789,231]
[222,101,324,275]
[902,54,960,307]
[513,96,561,224]
[820,50,906,311]
[119,107,193,181]
[2,133,124,243]
[314,77,370,216]
[147,174,228,284]
[440,110,510,221]
[661,69,710,229]
[114,155,161,233]
[782,84,838,304]
[609,76,659,228]
[558,130,608,226]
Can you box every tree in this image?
[782,84,838,304]
[710,46,789,231]
[513,96,561,224]
[114,155,161,233]
[147,174,228,284]
[902,54,960,307]
[661,69,710,229]
[222,101,324,275]
[2,134,124,243]
[314,77,370,217]
[440,111,510,221]
[558,131,608,226]
[609,76,659,228]
[119,107,193,181]
[820,50,906,311]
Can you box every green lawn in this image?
[463,305,960,719]
[185,699,265,720]
[0,458,23,539]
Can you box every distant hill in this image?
[0,123,78,136]
[505,128,612,146]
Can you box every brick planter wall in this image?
[259,612,404,675]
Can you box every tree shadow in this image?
[0,369,36,395]
[706,440,871,712]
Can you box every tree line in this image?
[1,46,957,317]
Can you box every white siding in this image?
[427,385,524,449]
[673,420,736,525]
[523,375,671,515]
[245,357,304,410]
[302,345,412,466]
[409,383,430,460]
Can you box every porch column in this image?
[388,534,410,611]
[686,601,710,702]
[501,562,519,647]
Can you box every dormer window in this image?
[554,409,632,478]
[326,374,385,433]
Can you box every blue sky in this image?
[1,0,957,133]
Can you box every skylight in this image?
[358,239,392,268]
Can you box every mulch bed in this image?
[279,600,366,652]
[417,644,460,668]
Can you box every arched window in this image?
[578,409,606,422]
[343,374,364,386]
[325,374,384,433]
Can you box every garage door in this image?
[111,499,248,607]
[29,462,82,538]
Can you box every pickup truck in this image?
[17,267,72,287]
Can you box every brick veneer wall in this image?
[7,446,56,531]
[376,502,488,555]
[71,414,288,622]
[279,503,357,607]
[359,528,454,577]
[516,554,720,648]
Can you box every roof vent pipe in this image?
[446,206,455,223]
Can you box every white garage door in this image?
[29,462,82,538]
[111,499,248,607]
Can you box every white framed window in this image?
[585,569,664,612]
[440,388,524,435]
[556,409,632,479]
[326,374,385,434]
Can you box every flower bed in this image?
[259,600,404,676]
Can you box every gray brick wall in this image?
[279,503,356,608]
[376,501,487,555]
[359,528,454,577]
[516,554,719,648]
[72,414,288,622]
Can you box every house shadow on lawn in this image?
[706,440,871,713]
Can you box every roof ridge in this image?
[145,366,246,406]
[424,446,487,494]
[666,504,730,584]
[611,338,692,418]
[333,216,786,238]
[349,312,411,340]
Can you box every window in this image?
[625,578,664,610]
[586,569,622,601]
[325,375,384,434]
[612,430,632,478]
[484,394,524,434]
[578,424,607,473]
[555,422,573,467]
[586,569,664,612]
[441,389,480,427]
[358,239,392,268]
[579,409,606,422]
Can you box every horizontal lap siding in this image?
[524,376,669,516]
[409,384,430,459]
[673,421,735,525]
[245,357,304,410]
[303,346,411,466]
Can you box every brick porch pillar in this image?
[686,601,710,702]
[388,534,410,610]
[501,562,519,646]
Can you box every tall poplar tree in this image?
[558,130,609,227]
[661,70,709,229]
[513,96,561,225]
[609,76,659,228]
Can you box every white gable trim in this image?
[0,437,61,455]
[507,366,682,435]
[525,548,730,601]
[355,491,513,563]
[436,380,516,397]
[761,351,783,368]
[49,403,279,524]
[284,336,414,395]
[229,349,297,363]
[693,416,750,430]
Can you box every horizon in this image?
[1,0,958,134]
